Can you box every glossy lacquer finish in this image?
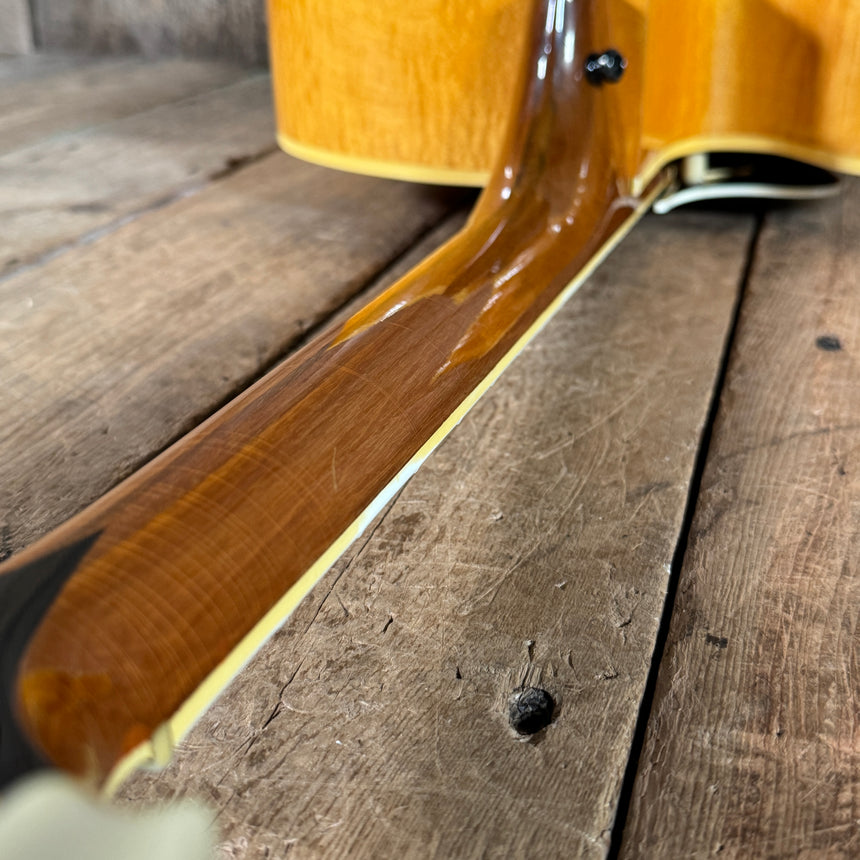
[269,0,648,184]
[0,0,666,787]
[271,0,860,185]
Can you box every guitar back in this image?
[269,0,860,186]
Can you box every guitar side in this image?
[270,0,860,187]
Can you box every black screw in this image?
[585,50,626,86]
[508,687,555,735]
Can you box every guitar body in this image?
[270,0,860,187]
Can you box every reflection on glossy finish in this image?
[0,0,667,786]
[271,0,860,186]
[338,0,646,370]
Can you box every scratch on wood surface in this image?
[197,494,410,789]
[516,638,537,689]
[338,365,420,434]
[718,422,860,462]
[627,482,669,522]
[595,666,619,681]
[334,591,350,617]
[461,466,596,613]
[533,376,652,462]
[301,488,404,632]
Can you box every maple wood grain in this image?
[271,0,860,185]
[269,0,646,183]
[1,0,666,784]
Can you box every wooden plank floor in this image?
[2,57,857,859]
[620,188,860,858]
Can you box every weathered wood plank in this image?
[0,53,91,82]
[621,183,860,857]
[0,151,465,559]
[117,209,754,858]
[0,73,275,275]
[32,0,267,66]
[0,56,251,155]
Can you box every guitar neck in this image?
[0,0,669,790]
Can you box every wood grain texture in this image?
[269,0,646,182]
[0,72,275,276]
[0,55,250,155]
[117,208,753,858]
[620,182,860,857]
[272,0,860,184]
[0,151,463,559]
[32,0,267,65]
[1,2,684,785]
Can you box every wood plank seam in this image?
[114,208,754,856]
[26,0,40,47]
[0,57,255,156]
[618,182,860,857]
[0,72,276,277]
[0,142,278,288]
[607,211,767,859]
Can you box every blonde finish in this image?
[269,0,860,184]
[268,1,530,180]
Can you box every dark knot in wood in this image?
[508,687,555,735]
[815,334,842,351]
